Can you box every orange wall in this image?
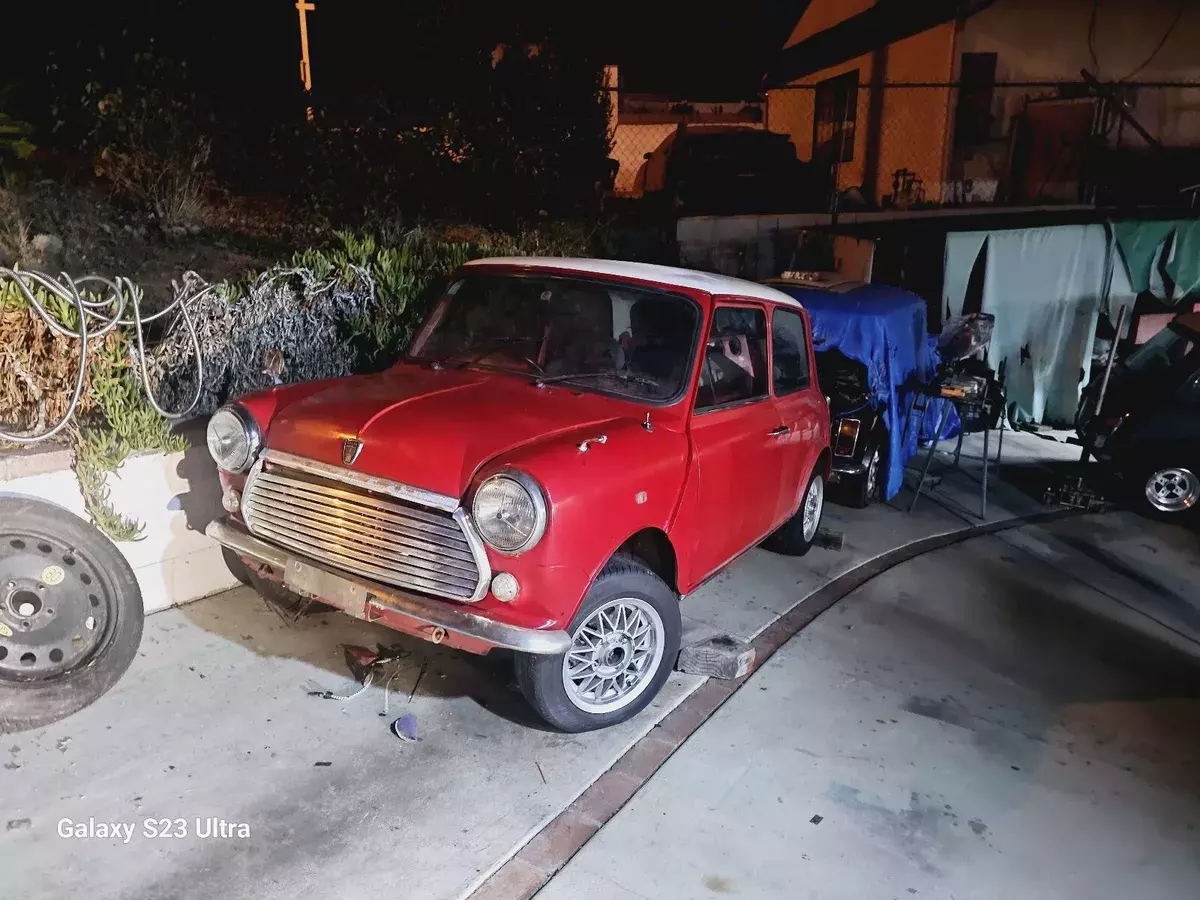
[769,2,956,204]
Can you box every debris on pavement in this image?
[7,819,32,830]
[1043,476,1109,511]
[391,714,419,742]
[809,814,823,825]
[536,761,547,784]
[814,526,845,551]
[676,635,755,679]
[304,643,414,705]
[313,761,332,767]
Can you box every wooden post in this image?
[296,1,315,121]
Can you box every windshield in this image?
[408,272,700,402]
[1123,322,1200,374]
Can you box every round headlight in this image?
[206,405,260,473]
[472,470,547,554]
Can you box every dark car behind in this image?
[1079,312,1200,522]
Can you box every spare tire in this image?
[0,496,144,734]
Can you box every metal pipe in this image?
[1081,303,1127,463]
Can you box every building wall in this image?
[956,0,1200,147]
[767,0,956,205]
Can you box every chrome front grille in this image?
[242,456,486,602]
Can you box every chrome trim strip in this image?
[455,508,493,601]
[206,520,566,654]
[263,448,459,512]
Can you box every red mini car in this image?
[205,259,830,731]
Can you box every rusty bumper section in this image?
[205,520,570,655]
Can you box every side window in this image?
[695,306,769,410]
[772,308,811,395]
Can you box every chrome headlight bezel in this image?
[471,469,548,556]
[206,404,261,474]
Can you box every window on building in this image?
[772,309,811,395]
[954,52,997,146]
[695,306,769,410]
[813,70,859,165]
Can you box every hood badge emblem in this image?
[342,438,364,466]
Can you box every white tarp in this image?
[943,225,1123,424]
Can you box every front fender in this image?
[465,418,690,629]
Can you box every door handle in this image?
[768,425,790,436]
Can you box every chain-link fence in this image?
[605,81,1200,211]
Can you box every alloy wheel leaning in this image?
[1144,467,1200,513]
[561,597,666,714]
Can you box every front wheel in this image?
[762,468,825,556]
[516,554,680,732]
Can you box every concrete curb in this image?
[464,507,1082,900]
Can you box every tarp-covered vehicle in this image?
[765,275,957,506]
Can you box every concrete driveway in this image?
[5,430,1193,899]
[536,512,1200,900]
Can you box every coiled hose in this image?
[0,268,210,444]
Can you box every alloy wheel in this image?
[802,475,824,542]
[562,597,666,714]
[1145,467,1199,513]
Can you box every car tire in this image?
[515,553,681,733]
[0,497,144,734]
[763,468,825,556]
[1129,453,1200,523]
[844,445,883,509]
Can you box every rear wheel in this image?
[1131,455,1200,523]
[516,554,680,732]
[763,468,825,556]
[0,497,143,734]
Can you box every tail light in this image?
[834,418,861,457]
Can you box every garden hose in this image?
[0,267,209,444]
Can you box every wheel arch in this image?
[611,527,679,595]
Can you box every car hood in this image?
[264,364,644,498]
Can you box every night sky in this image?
[3,0,799,117]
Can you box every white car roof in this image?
[464,257,803,307]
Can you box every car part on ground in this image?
[515,554,681,733]
[0,496,143,734]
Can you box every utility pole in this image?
[296,1,315,121]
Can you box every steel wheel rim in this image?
[802,475,824,542]
[1145,467,1199,513]
[0,528,120,682]
[865,449,880,500]
[562,597,665,714]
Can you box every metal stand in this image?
[907,397,1004,519]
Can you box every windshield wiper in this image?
[536,370,661,389]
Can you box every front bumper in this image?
[206,519,570,655]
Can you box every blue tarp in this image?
[773,283,959,500]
